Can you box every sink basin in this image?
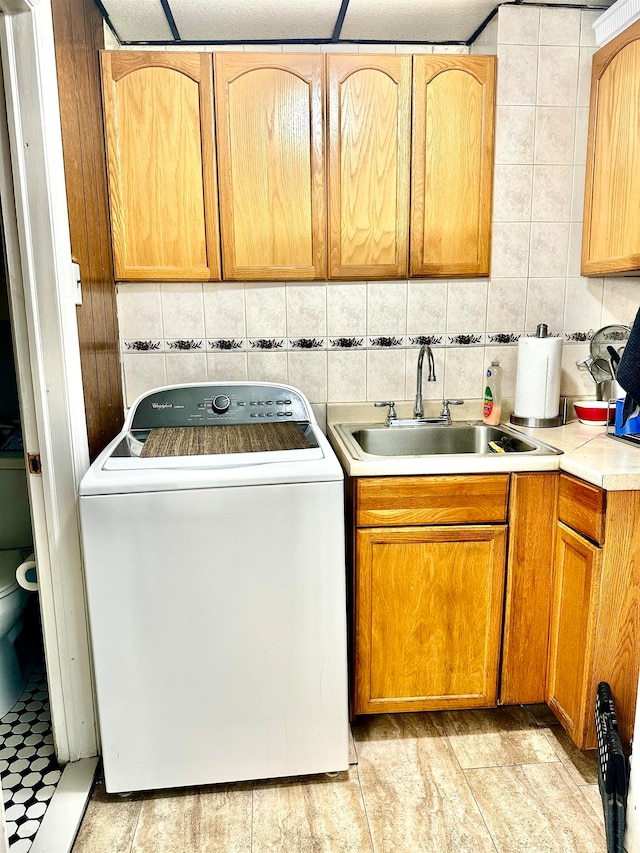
[334,421,562,459]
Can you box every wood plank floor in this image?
[72,706,605,852]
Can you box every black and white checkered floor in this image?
[0,665,61,852]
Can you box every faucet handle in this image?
[440,399,464,420]
[375,401,397,424]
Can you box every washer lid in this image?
[102,423,324,471]
[80,383,344,493]
[80,421,342,495]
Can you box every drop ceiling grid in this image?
[94,1,615,49]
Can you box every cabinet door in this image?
[582,19,640,275]
[410,56,495,278]
[355,525,507,714]
[215,53,326,280]
[100,52,221,281]
[547,522,602,749]
[327,55,411,279]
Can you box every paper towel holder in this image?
[510,324,567,428]
[510,397,567,429]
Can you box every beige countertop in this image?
[326,403,640,491]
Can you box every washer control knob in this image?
[212,394,231,414]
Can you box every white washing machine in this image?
[79,382,349,793]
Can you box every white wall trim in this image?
[593,0,640,45]
[0,0,97,761]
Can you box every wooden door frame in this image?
[0,0,97,763]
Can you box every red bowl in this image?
[574,400,615,425]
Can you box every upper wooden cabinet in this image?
[582,19,640,275]
[326,55,411,279]
[100,52,221,281]
[214,53,326,280]
[410,55,496,278]
[100,51,497,282]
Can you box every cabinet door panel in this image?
[355,525,506,714]
[215,53,326,280]
[582,20,640,275]
[411,56,495,278]
[327,55,410,279]
[101,52,220,281]
[547,522,601,749]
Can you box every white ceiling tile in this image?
[102,0,174,42]
[94,0,618,47]
[341,0,496,42]
[169,0,340,42]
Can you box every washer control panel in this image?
[130,383,311,430]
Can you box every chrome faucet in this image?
[414,344,436,418]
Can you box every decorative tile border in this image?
[448,333,485,346]
[122,331,595,353]
[289,337,325,349]
[487,332,520,344]
[208,338,245,351]
[122,339,163,352]
[328,337,365,349]
[248,338,286,350]
[367,336,405,348]
[408,335,444,347]
[166,339,205,351]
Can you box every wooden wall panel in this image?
[501,472,558,705]
[51,0,124,460]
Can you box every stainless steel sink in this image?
[334,421,562,459]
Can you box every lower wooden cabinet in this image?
[347,469,640,752]
[354,524,506,714]
[546,522,602,749]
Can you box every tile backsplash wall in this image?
[116,4,640,417]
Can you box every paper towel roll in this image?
[514,335,563,419]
